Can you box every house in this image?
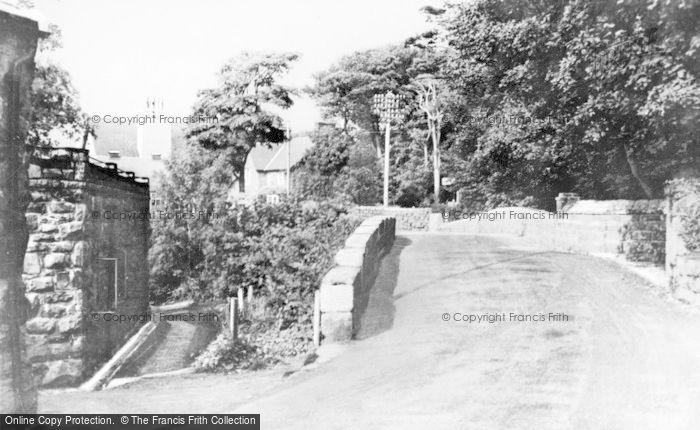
[84,99,184,209]
[232,135,314,201]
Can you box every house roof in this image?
[91,156,165,181]
[93,123,139,157]
[91,123,187,158]
[248,136,313,171]
[248,145,279,170]
[87,123,186,179]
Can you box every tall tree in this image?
[309,47,425,158]
[29,24,91,148]
[440,0,700,204]
[413,75,445,204]
[187,52,298,192]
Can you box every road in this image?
[41,233,700,429]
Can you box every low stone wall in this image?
[23,148,150,387]
[351,206,429,231]
[443,188,700,308]
[552,200,665,264]
[318,216,396,343]
[665,179,700,306]
[440,199,666,264]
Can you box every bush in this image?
[394,183,425,207]
[150,197,361,367]
[193,332,276,372]
[335,141,382,205]
[238,199,360,330]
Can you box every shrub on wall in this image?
[237,199,360,330]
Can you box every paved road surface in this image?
[41,233,700,429]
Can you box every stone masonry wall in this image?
[665,179,700,306]
[23,148,150,387]
[0,5,44,413]
[352,206,429,232]
[319,216,395,343]
[440,198,666,264]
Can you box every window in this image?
[108,151,121,159]
[152,153,162,161]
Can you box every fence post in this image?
[237,287,245,317]
[313,290,321,346]
[229,297,238,340]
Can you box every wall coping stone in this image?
[318,216,396,343]
[567,199,664,215]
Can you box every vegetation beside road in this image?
[303,0,699,209]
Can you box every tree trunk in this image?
[373,133,382,159]
[423,143,429,166]
[431,125,441,204]
[623,143,653,199]
[429,117,442,205]
[236,163,246,193]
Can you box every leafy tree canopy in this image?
[187,52,299,190]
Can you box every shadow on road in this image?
[355,236,412,340]
[393,249,556,302]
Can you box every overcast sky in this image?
[32,0,434,132]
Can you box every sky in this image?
[31,0,434,132]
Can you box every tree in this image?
[439,0,700,204]
[29,64,88,147]
[413,75,445,204]
[292,126,353,200]
[187,52,298,192]
[309,47,427,158]
[29,24,90,148]
[310,44,450,204]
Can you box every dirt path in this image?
[40,233,700,429]
[115,320,218,378]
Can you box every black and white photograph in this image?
[1,0,699,428]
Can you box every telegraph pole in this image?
[372,92,404,208]
[383,120,390,207]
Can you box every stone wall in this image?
[552,199,665,264]
[23,148,150,387]
[351,206,429,232]
[665,179,700,306]
[0,4,45,413]
[318,216,395,343]
[439,197,666,264]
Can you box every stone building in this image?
[0,0,47,413]
[23,148,150,387]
